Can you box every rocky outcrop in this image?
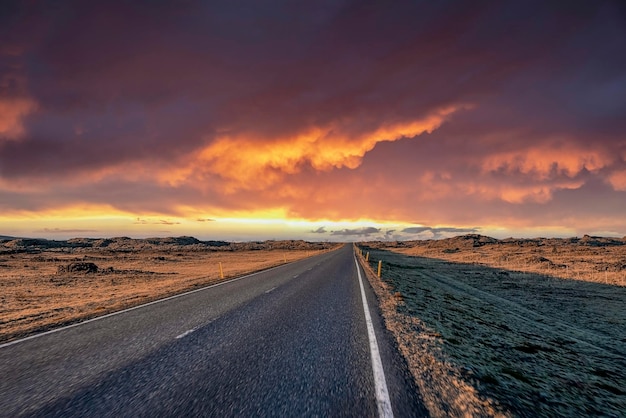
[57,262,99,274]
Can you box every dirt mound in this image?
[57,262,99,274]
[445,234,498,247]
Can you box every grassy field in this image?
[358,242,626,417]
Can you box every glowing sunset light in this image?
[1,1,625,241]
[191,105,458,190]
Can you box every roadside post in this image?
[377,260,382,278]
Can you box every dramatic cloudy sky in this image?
[1,0,625,240]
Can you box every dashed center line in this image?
[175,329,196,339]
[265,287,277,294]
[0,261,295,349]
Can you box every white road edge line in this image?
[0,261,299,349]
[175,329,195,339]
[354,257,394,418]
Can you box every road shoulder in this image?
[354,247,505,418]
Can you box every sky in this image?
[1,0,626,241]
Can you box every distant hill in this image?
[362,233,626,250]
[0,236,335,252]
[0,235,16,240]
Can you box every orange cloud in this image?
[0,97,37,141]
[495,180,586,204]
[607,170,626,191]
[0,203,129,219]
[169,106,460,191]
[480,141,611,180]
[415,172,585,204]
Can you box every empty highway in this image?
[0,245,426,417]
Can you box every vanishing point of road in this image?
[0,245,427,417]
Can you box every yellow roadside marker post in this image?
[366,252,369,261]
[377,260,382,278]
[219,262,224,279]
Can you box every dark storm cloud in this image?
[1,0,625,236]
[331,227,380,236]
[402,227,479,235]
[2,0,623,175]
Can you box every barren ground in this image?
[0,237,333,344]
[358,235,626,417]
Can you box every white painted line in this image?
[0,262,294,349]
[175,329,195,339]
[354,257,394,418]
[265,286,277,294]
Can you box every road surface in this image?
[0,245,427,417]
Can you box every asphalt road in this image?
[0,244,427,417]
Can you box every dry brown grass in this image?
[370,235,626,286]
[0,248,324,343]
